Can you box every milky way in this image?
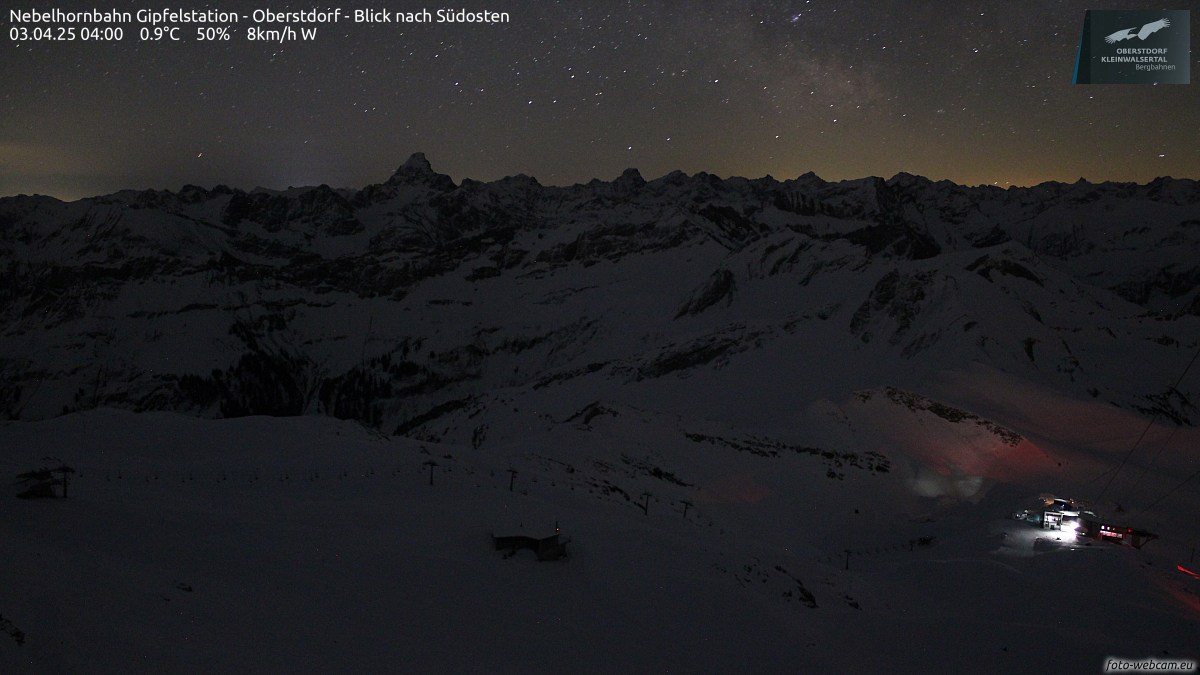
[1,0,1196,199]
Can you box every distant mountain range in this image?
[2,154,1198,445]
[6,155,1200,673]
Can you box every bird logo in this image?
[1105,17,1170,43]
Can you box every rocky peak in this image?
[616,168,645,187]
[402,152,433,172]
[386,152,456,191]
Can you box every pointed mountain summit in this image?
[609,168,646,196]
[616,168,645,186]
[402,152,434,172]
[386,152,456,191]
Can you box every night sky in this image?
[2,0,1197,200]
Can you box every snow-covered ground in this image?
[1,408,1196,673]
[2,161,1198,671]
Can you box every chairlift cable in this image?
[1082,464,1116,487]
[1095,344,1200,503]
[1079,430,1170,487]
[1121,423,1181,506]
[1130,465,1200,521]
[1095,416,1160,502]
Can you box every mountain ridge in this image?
[1,154,1198,446]
[6,152,1199,206]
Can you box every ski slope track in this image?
[1,156,1198,672]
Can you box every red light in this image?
[1179,566,1200,579]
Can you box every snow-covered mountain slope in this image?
[1,158,1198,670]
[0,410,1196,673]
[2,154,1197,429]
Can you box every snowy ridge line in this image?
[2,154,1200,432]
[37,460,711,518]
